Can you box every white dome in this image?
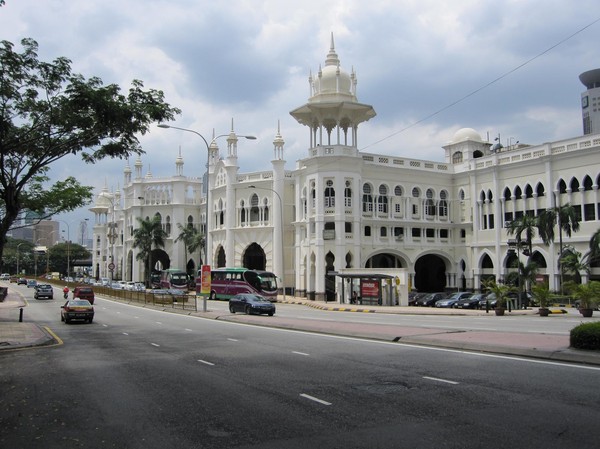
[451,128,483,144]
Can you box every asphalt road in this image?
[1,293,599,448]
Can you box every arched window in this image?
[362,183,373,213]
[514,186,522,200]
[583,175,593,191]
[425,188,435,216]
[250,193,260,222]
[324,179,335,208]
[452,151,463,163]
[558,179,567,194]
[240,200,246,224]
[394,185,403,196]
[344,180,352,207]
[525,185,533,198]
[165,216,171,236]
[503,187,512,201]
[536,183,545,197]
[438,190,448,217]
[378,184,388,214]
[187,215,194,228]
[570,177,580,192]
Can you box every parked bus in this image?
[197,267,279,301]
[159,269,189,290]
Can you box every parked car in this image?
[27,279,37,288]
[477,293,498,309]
[34,284,54,300]
[73,286,95,304]
[0,273,10,280]
[455,293,486,309]
[9,276,18,283]
[415,292,447,307]
[17,277,27,285]
[229,293,276,316]
[61,299,94,323]
[435,292,473,308]
[408,291,425,306]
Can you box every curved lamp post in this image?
[158,123,256,311]
[249,185,285,301]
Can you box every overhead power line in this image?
[360,16,600,151]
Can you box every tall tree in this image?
[132,215,166,287]
[506,214,538,258]
[586,228,600,266]
[174,223,205,272]
[536,204,581,292]
[0,38,180,271]
[47,242,91,277]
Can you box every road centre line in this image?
[184,328,193,332]
[300,393,331,406]
[151,343,160,347]
[423,376,459,385]
[123,332,129,336]
[97,297,600,371]
[198,359,215,366]
[292,351,310,356]
[227,338,238,342]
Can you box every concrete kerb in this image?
[3,288,600,366]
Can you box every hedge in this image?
[570,321,600,350]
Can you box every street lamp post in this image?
[16,243,25,275]
[249,185,285,301]
[158,123,256,312]
[58,221,71,281]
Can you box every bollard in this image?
[19,307,23,322]
[485,300,489,313]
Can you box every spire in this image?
[325,32,340,67]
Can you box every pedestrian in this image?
[351,291,358,304]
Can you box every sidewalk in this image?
[1,287,599,366]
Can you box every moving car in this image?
[61,299,94,323]
[27,279,37,288]
[73,286,95,304]
[229,293,276,316]
[17,277,27,285]
[34,284,54,300]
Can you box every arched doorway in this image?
[325,251,335,302]
[243,243,266,270]
[414,254,446,292]
[365,253,405,268]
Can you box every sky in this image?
[2,0,600,241]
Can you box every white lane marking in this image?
[97,296,600,372]
[185,328,193,332]
[123,332,129,336]
[300,394,331,406]
[198,360,215,366]
[292,351,310,356]
[151,343,160,347]
[227,338,238,342]
[423,376,459,385]
[102,324,108,327]
[156,321,162,325]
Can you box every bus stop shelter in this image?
[330,268,409,306]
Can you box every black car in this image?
[34,284,54,299]
[17,277,27,285]
[415,292,447,307]
[477,293,498,309]
[455,293,486,309]
[229,293,276,316]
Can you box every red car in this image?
[73,286,95,304]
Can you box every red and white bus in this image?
[196,267,279,301]
[159,269,189,290]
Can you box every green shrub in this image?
[570,321,600,350]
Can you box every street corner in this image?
[0,322,61,351]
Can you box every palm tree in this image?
[506,214,538,258]
[174,223,205,273]
[536,203,581,293]
[132,215,166,287]
[586,228,600,266]
[560,247,590,284]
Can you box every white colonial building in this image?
[90,37,600,303]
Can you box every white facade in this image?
[90,39,600,301]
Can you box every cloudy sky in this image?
[2,0,600,238]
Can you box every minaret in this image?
[271,121,286,297]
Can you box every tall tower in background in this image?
[579,68,600,135]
